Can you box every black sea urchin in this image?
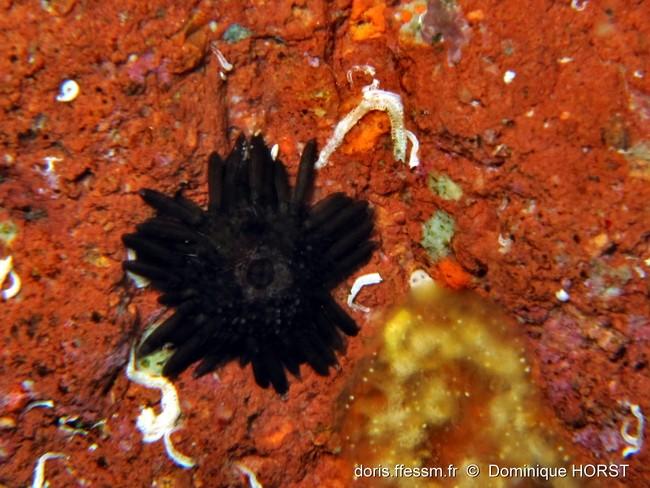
[123,135,376,394]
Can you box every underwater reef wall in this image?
[0,0,649,486]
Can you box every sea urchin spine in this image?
[123,135,376,394]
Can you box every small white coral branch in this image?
[31,452,68,488]
[347,272,383,313]
[0,255,21,300]
[125,348,195,468]
[620,401,645,459]
[316,78,420,169]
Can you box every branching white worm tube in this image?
[316,77,420,169]
[125,348,195,468]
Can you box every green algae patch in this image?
[223,24,253,43]
[0,220,18,247]
[339,281,575,487]
[427,172,463,201]
[421,210,455,261]
[624,141,650,180]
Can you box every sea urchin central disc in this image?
[123,135,376,394]
[247,257,274,289]
[235,245,294,301]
